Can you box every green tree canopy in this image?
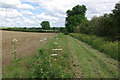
[88,2,120,40]
[65,5,87,33]
[40,21,50,29]
[112,2,120,39]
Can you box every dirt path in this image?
[67,35,118,78]
[2,31,56,65]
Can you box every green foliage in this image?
[70,33,118,60]
[74,20,92,34]
[66,15,87,33]
[66,5,87,17]
[88,2,120,40]
[89,14,117,39]
[102,41,118,59]
[67,2,120,41]
[27,34,72,78]
[65,5,87,33]
[112,2,120,40]
[40,21,50,29]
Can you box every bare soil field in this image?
[2,31,56,65]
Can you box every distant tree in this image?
[65,5,87,33]
[22,27,26,29]
[40,21,50,29]
[60,27,65,32]
[52,27,56,30]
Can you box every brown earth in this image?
[2,31,56,65]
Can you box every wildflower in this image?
[50,54,58,56]
[54,59,56,60]
[54,42,57,45]
[56,38,59,40]
[13,39,17,42]
[44,38,47,40]
[48,60,50,63]
[14,50,17,52]
[32,69,35,71]
[50,64,52,67]
[41,69,43,71]
[37,59,39,62]
[40,40,43,42]
[52,48,63,51]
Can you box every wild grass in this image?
[69,33,118,60]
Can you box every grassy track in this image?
[67,35,118,78]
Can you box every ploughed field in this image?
[2,31,55,65]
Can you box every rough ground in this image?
[2,31,55,65]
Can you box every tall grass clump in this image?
[70,33,118,60]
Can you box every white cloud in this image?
[21,10,33,15]
[0,0,34,9]
[36,13,58,21]
[0,0,119,27]
[0,8,22,17]
[37,0,119,19]
[17,4,34,9]
[0,0,21,8]
[54,13,66,17]
[0,8,35,26]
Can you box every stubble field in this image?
[2,31,55,65]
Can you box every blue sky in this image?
[0,0,119,27]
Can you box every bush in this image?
[70,33,118,60]
[102,41,118,59]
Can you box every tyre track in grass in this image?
[67,36,84,78]
[67,35,118,78]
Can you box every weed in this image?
[11,39,21,65]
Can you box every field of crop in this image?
[2,31,55,65]
[2,31,119,79]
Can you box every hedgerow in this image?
[70,33,118,60]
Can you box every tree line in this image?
[65,2,120,40]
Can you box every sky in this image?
[0,0,119,27]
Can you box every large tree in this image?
[65,5,87,33]
[40,21,50,29]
